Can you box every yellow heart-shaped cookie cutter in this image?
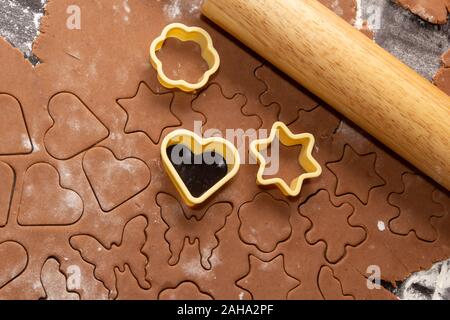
[161,129,240,207]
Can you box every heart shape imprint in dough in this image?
[0,241,28,288]
[44,92,109,160]
[83,147,151,211]
[18,163,83,226]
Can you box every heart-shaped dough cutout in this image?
[161,129,240,207]
[44,92,109,160]
[0,241,28,288]
[18,163,83,226]
[83,147,151,212]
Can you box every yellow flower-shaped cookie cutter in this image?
[161,129,240,207]
[150,23,220,92]
[250,122,322,197]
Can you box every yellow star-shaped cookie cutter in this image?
[150,23,220,92]
[250,122,322,197]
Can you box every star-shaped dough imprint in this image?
[250,122,322,197]
[237,255,300,299]
[117,82,180,144]
[327,145,385,204]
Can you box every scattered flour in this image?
[33,11,43,29]
[119,160,135,173]
[188,0,202,15]
[21,133,32,150]
[70,119,81,131]
[112,1,131,23]
[32,281,42,290]
[31,139,40,152]
[164,0,182,20]
[24,184,33,197]
[0,0,48,64]
[208,252,222,267]
[58,165,73,182]
[123,0,131,14]
[398,259,450,300]
[355,0,364,29]
[163,0,203,20]
[182,259,205,278]
[330,0,344,17]
[64,191,81,210]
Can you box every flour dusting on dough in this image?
[164,0,182,19]
[21,133,32,150]
[163,0,203,20]
[182,259,205,277]
[331,0,344,16]
[355,0,364,28]
[123,0,131,14]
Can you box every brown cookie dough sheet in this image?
[434,49,450,95]
[0,0,449,300]
[395,0,450,24]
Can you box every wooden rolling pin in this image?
[202,0,450,190]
